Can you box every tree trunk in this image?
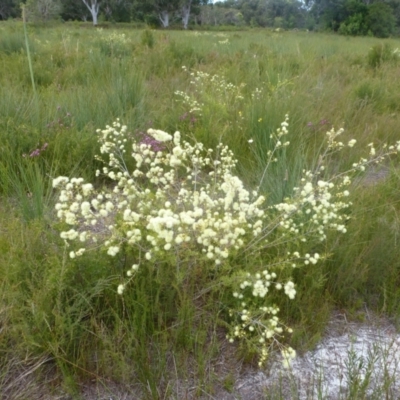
[82,0,100,25]
[159,10,169,28]
[181,0,192,29]
[91,7,98,25]
[104,5,112,20]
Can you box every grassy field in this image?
[1,21,400,399]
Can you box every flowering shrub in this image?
[54,120,266,265]
[175,66,245,117]
[96,29,131,57]
[175,67,295,128]
[53,118,400,367]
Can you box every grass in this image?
[1,21,400,398]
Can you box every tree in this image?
[24,0,63,22]
[181,0,208,28]
[133,0,179,27]
[101,0,133,21]
[385,0,400,30]
[337,0,369,35]
[307,0,348,30]
[81,0,100,25]
[156,0,180,27]
[198,4,226,25]
[366,2,396,37]
[61,0,89,21]
[181,0,192,28]
[133,0,207,28]
[308,0,398,36]
[131,0,156,23]
[221,0,305,29]
[0,0,18,20]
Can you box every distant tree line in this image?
[0,0,399,37]
[212,0,399,37]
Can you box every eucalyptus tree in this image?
[81,0,100,24]
[102,0,133,22]
[156,0,180,27]
[181,0,208,28]
[133,0,208,28]
[181,0,191,27]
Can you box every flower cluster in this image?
[228,269,297,367]
[53,119,266,275]
[139,131,166,152]
[250,76,295,100]
[273,172,352,241]
[174,90,203,115]
[254,115,291,191]
[23,142,48,158]
[97,29,129,46]
[46,106,73,132]
[96,29,131,57]
[175,66,245,116]
[53,117,400,368]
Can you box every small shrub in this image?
[367,43,396,68]
[141,29,155,49]
[97,29,132,57]
[354,81,383,105]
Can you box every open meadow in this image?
[1,22,400,399]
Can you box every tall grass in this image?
[1,21,400,397]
